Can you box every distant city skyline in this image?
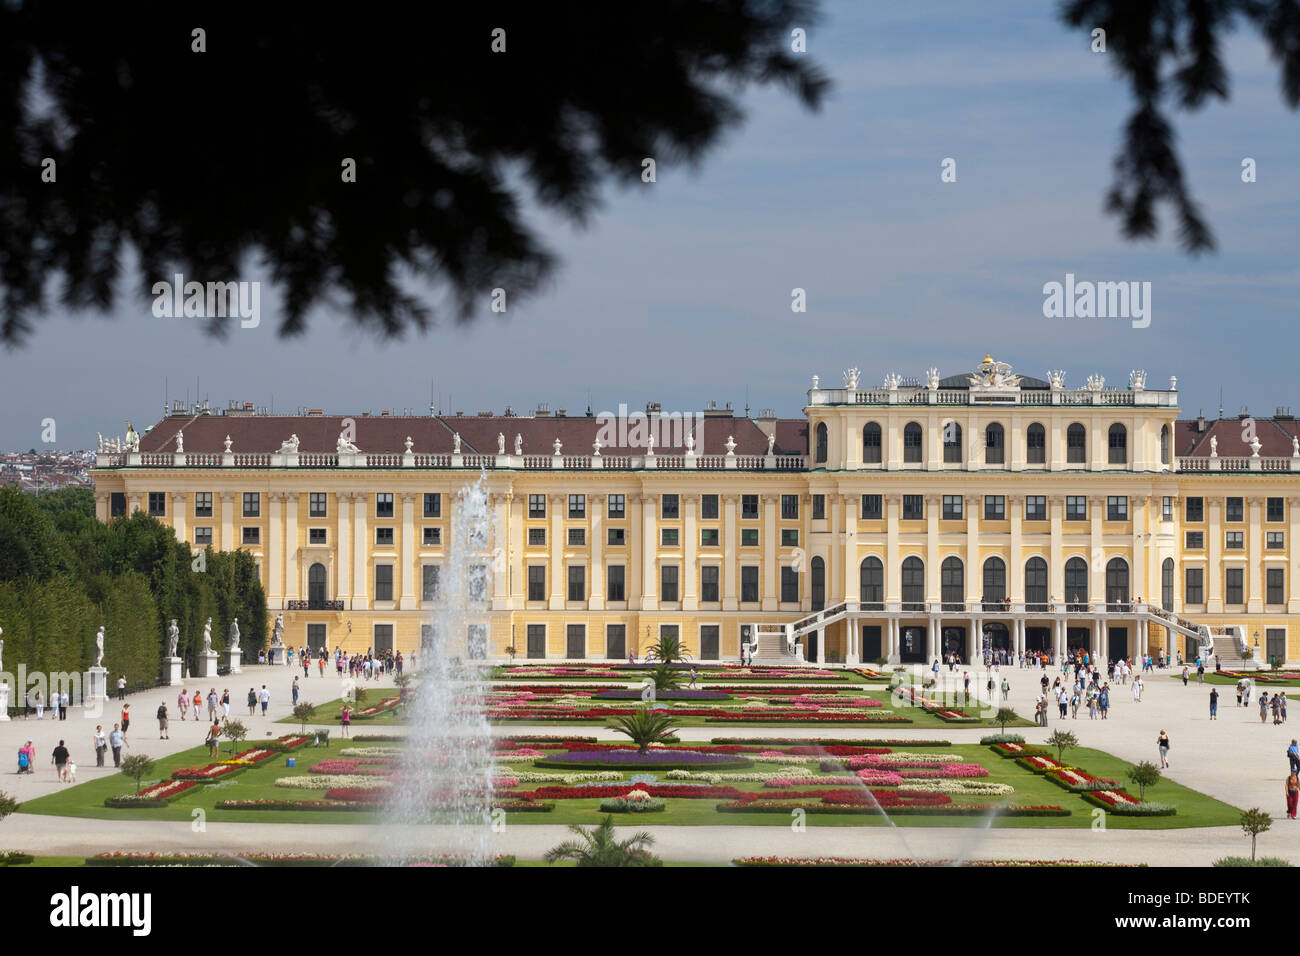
[4,0,1298,451]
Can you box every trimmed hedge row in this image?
[715,802,1070,817]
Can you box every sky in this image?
[4,0,1299,451]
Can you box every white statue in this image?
[403,436,413,454]
[1170,376,1178,391]
[593,438,603,456]
[553,438,562,456]
[513,433,522,455]
[229,618,240,650]
[1129,369,1147,391]
[124,421,139,452]
[969,356,1021,390]
[925,367,940,390]
[1250,436,1262,458]
[811,375,820,389]
[202,618,213,654]
[167,619,179,658]
[94,626,105,667]
[1084,373,1105,392]
[646,433,655,455]
[1210,435,1218,457]
[1046,369,1066,389]
[278,434,300,453]
[1292,435,1298,458]
[223,435,233,453]
[271,613,284,646]
[453,432,462,454]
[497,432,505,454]
[883,371,901,390]
[336,432,360,455]
[767,433,776,456]
[725,435,736,456]
[843,367,860,389]
[685,432,695,454]
[96,433,104,453]
[175,431,184,453]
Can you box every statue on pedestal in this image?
[94,626,105,667]
[229,618,240,651]
[453,432,462,454]
[1292,435,1299,458]
[513,434,522,455]
[1210,435,1218,457]
[593,438,603,456]
[271,613,284,646]
[167,619,180,658]
[497,433,505,455]
[223,435,233,453]
[175,431,184,453]
[553,438,562,456]
[767,433,776,456]
[685,432,695,454]
[725,435,736,456]
[336,432,360,455]
[202,618,213,654]
[404,436,413,454]
[279,434,300,453]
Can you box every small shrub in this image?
[1213,856,1291,867]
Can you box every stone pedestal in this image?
[224,647,242,674]
[86,665,110,703]
[268,645,286,665]
[0,682,9,721]
[198,652,218,679]
[163,657,183,686]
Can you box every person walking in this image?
[1237,678,1246,707]
[259,685,270,716]
[292,676,300,706]
[221,689,230,720]
[1273,694,1284,726]
[117,675,127,701]
[156,701,169,739]
[108,724,124,767]
[247,687,257,717]
[52,740,70,782]
[178,688,189,721]
[1209,687,1219,720]
[1000,677,1010,703]
[1243,680,1253,709]
[340,703,352,738]
[1281,692,1289,724]
[93,725,107,767]
[1260,692,1270,725]
[33,690,43,720]
[120,703,131,741]
[61,690,69,720]
[205,720,222,757]
[206,688,217,722]
[1181,665,1189,687]
[18,740,35,774]
[1287,739,1299,774]
[1196,661,1205,684]
[1099,684,1110,720]
[318,655,326,678]
[1287,770,1299,820]
[1157,729,1171,769]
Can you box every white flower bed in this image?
[667,767,820,784]
[274,774,390,790]
[509,770,624,784]
[904,779,1015,796]
[337,747,402,758]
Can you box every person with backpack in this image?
[1157,729,1171,768]
[17,740,34,774]
[156,701,169,739]
[93,725,107,766]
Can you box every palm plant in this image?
[649,660,682,693]
[648,630,690,666]
[544,816,661,867]
[607,709,680,755]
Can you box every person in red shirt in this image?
[120,703,131,740]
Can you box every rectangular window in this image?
[942,495,963,520]
[902,495,924,520]
[568,494,585,519]
[741,528,759,547]
[309,528,327,545]
[741,566,759,603]
[1267,568,1284,605]
[528,527,546,546]
[781,495,799,520]
[147,492,166,517]
[242,492,260,518]
[701,495,719,520]
[195,492,213,517]
[661,565,679,603]
[241,526,260,545]
[526,623,546,659]
[607,527,625,546]
[861,494,882,520]
[984,496,1005,521]
[1225,531,1244,550]
[423,527,441,547]
[1025,496,1047,521]
[375,527,394,547]
[527,566,546,602]
[699,624,720,661]
[780,566,799,603]
[528,494,546,518]
[422,565,440,601]
[1185,531,1204,549]
[812,494,825,520]
[194,527,213,546]
[1162,496,1173,521]
[661,495,679,519]
[111,492,126,517]
[1267,531,1284,550]
[567,527,586,546]
[1225,567,1244,605]
[566,623,586,659]
[567,565,586,602]
[1185,567,1204,604]
[781,529,799,547]
[374,564,394,601]
[1066,496,1087,521]
[661,528,679,547]
[309,492,327,518]
[742,495,759,519]
[1185,497,1204,522]
[1106,496,1128,521]
[1226,497,1244,522]
[1267,628,1288,666]
[608,494,625,518]
[700,528,719,547]
[375,493,394,518]
[607,565,625,602]
[701,565,720,603]
[423,493,441,518]
[605,624,627,659]
[1268,497,1285,522]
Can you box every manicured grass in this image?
[1196,672,1300,687]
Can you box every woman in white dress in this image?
[1132,675,1142,702]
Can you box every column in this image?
[814,628,823,663]
[828,494,842,605]
[336,493,352,603]
[549,493,565,610]
[1089,496,1104,607]
[970,616,981,663]
[127,492,142,515]
[95,494,109,523]
[628,494,643,608]
[400,493,417,610]
[1247,497,1264,613]
[641,494,658,610]
[285,493,300,602]
[925,495,940,603]
[1132,496,1147,604]
[885,494,900,602]
[171,492,188,545]
[928,614,941,662]
[682,495,698,611]
[1289,498,1300,613]
[842,494,858,604]
[352,492,369,606]
[762,494,778,611]
[589,494,605,611]
[1099,618,1108,662]
[268,492,283,606]
[220,493,235,553]
[723,494,739,610]
[965,496,979,602]
[1008,495,1023,600]
[1049,495,1065,603]
[1207,498,1222,612]
[509,493,525,607]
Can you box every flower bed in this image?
[275,774,391,790]
[733,856,1128,867]
[104,779,198,808]
[591,689,731,701]
[1015,755,1071,774]
[526,784,747,801]
[172,762,245,781]
[710,737,951,747]
[533,750,753,771]
[216,799,378,811]
[989,742,1048,758]
[979,734,1025,745]
[904,779,1015,796]
[600,789,666,813]
[86,851,516,867]
[716,802,1068,817]
[1044,769,1120,793]
[1082,791,1177,816]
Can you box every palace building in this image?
[89,356,1300,666]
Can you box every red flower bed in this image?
[1082,789,1141,808]
[733,789,951,807]
[527,784,746,801]
[172,762,243,781]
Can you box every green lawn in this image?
[1192,673,1300,687]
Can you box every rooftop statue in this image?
[279,434,300,453]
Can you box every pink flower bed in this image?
[854,769,905,786]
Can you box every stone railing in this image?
[825,385,1176,407]
[1178,456,1296,473]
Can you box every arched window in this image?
[308,562,327,604]
[943,421,962,463]
[1026,423,1046,464]
[1108,423,1127,464]
[863,423,882,463]
[941,556,964,609]
[985,423,1005,465]
[901,556,925,609]
[815,422,828,463]
[1160,424,1170,466]
[859,556,884,608]
[982,556,1006,605]
[903,422,922,464]
[1106,557,1130,607]
[811,556,825,611]
[1162,557,1174,611]
[1067,423,1086,463]
[1025,557,1048,609]
[1065,557,1088,608]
